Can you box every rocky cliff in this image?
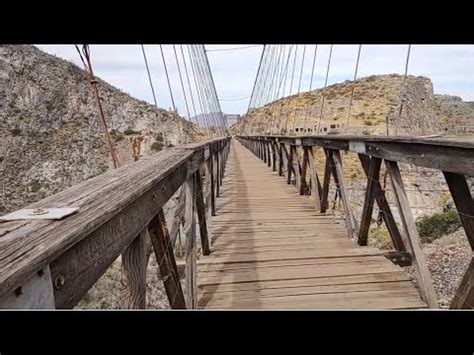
[0,45,204,214]
[234,74,474,137]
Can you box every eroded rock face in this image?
[0,45,203,214]
[234,74,473,137]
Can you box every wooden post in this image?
[443,172,474,309]
[184,174,197,308]
[120,229,147,309]
[320,150,332,213]
[443,172,474,250]
[307,146,322,210]
[330,149,357,239]
[267,141,271,167]
[208,156,216,216]
[278,143,284,177]
[272,141,277,172]
[450,258,474,309]
[358,157,382,245]
[286,144,293,185]
[299,147,309,195]
[358,154,407,252]
[290,145,302,192]
[215,152,220,197]
[386,160,438,308]
[195,169,211,255]
[148,209,186,309]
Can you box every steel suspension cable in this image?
[194,46,222,136]
[140,45,168,146]
[179,45,198,123]
[395,44,412,135]
[297,44,307,93]
[317,44,334,133]
[75,44,120,169]
[201,45,228,135]
[346,44,362,128]
[187,45,212,138]
[172,45,191,120]
[289,45,299,96]
[309,45,318,91]
[159,45,177,112]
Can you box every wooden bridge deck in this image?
[197,140,428,309]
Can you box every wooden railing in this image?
[237,135,474,309]
[0,137,231,309]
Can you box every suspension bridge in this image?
[0,45,473,309]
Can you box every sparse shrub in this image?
[416,210,461,243]
[362,130,371,135]
[364,120,374,126]
[0,156,4,163]
[30,180,41,193]
[151,142,164,152]
[154,133,164,143]
[10,128,21,136]
[350,172,358,179]
[124,128,141,135]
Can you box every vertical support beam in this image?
[320,150,332,213]
[358,157,382,245]
[184,174,197,308]
[307,146,322,209]
[266,141,271,167]
[358,154,406,252]
[263,141,267,164]
[443,171,474,309]
[286,144,293,185]
[278,143,284,177]
[330,149,356,239]
[291,145,301,191]
[120,230,147,309]
[195,169,211,255]
[148,209,186,309]
[443,172,474,250]
[386,160,438,309]
[208,156,216,216]
[450,258,474,309]
[272,141,277,172]
[300,146,309,195]
[215,152,220,197]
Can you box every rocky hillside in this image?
[0,45,205,214]
[234,74,474,136]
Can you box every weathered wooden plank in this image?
[195,170,211,255]
[443,172,474,250]
[278,143,284,176]
[450,257,474,309]
[184,175,197,309]
[386,160,438,308]
[120,230,147,309]
[358,154,406,253]
[358,157,382,245]
[320,153,331,213]
[0,265,55,309]
[299,146,309,195]
[330,149,356,238]
[307,146,322,209]
[148,209,186,309]
[291,145,301,191]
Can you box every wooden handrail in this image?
[0,137,231,309]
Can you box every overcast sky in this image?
[36,45,473,116]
